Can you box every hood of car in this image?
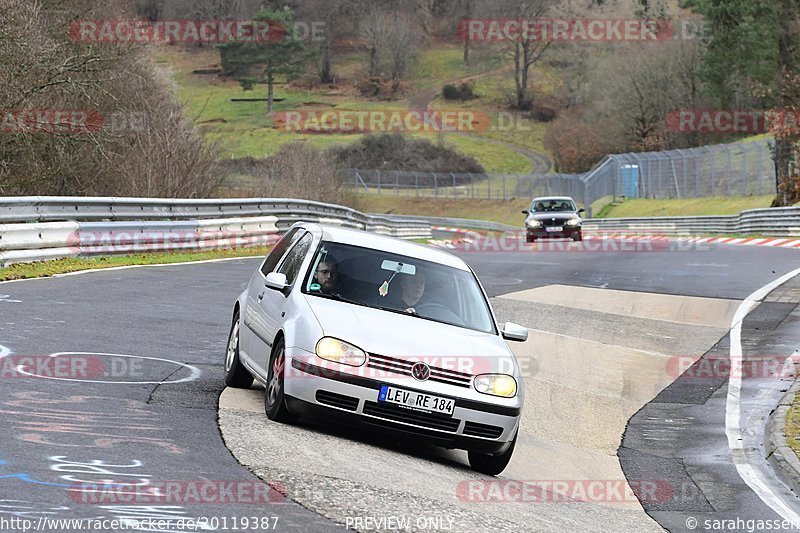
[304,295,515,373]
[527,212,579,222]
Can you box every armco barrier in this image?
[0,197,431,267]
[382,208,800,238]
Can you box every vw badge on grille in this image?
[411,362,431,381]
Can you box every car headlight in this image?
[474,374,517,398]
[315,337,366,367]
[565,218,582,226]
[526,220,541,228]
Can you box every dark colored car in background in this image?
[523,196,586,243]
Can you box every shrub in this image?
[442,82,478,101]
[330,133,485,174]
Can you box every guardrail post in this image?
[451,173,456,198]
[377,170,381,194]
[395,171,399,195]
[433,173,438,198]
[415,172,419,197]
[503,175,507,200]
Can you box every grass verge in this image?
[598,196,776,218]
[0,247,272,282]
[785,391,800,459]
[355,195,527,227]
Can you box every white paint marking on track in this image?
[13,352,201,385]
[726,266,800,524]
[0,345,9,358]
[0,295,21,303]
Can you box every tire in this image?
[224,310,254,389]
[526,236,536,243]
[572,232,583,242]
[468,430,517,476]
[265,338,298,423]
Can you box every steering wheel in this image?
[414,302,460,323]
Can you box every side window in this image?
[260,228,301,276]
[277,233,314,285]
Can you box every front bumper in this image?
[285,356,521,455]
[526,226,581,240]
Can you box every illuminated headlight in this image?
[474,374,517,398]
[526,220,542,228]
[315,337,366,367]
[565,218,582,226]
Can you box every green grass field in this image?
[597,196,776,218]
[0,247,272,282]
[155,47,544,173]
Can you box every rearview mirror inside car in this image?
[381,260,416,276]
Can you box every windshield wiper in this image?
[308,292,367,307]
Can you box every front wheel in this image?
[572,232,583,242]
[265,339,298,423]
[224,310,254,389]
[468,431,517,476]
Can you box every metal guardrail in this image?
[379,208,800,238]
[583,207,800,237]
[0,197,432,267]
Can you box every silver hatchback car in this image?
[225,223,528,475]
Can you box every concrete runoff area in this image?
[219,285,741,532]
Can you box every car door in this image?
[241,227,302,377]
[249,231,314,373]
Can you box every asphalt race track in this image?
[2,237,800,532]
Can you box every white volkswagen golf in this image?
[224,223,528,475]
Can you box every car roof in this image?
[300,223,471,271]
[531,196,576,202]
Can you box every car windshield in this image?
[531,199,577,212]
[302,241,496,334]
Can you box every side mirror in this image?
[265,272,288,291]
[521,210,529,215]
[501,322,528,342]
[578,208,586,214]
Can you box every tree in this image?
[687,0,800,206]
[487,0,557,110]
[218,7,306,114]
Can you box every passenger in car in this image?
[382,271,427,314]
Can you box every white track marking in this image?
[13,352,201,385]
[726,266,800,523]
[0,345,9,358]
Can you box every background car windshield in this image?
[303,242,496,334]
[531,199,576,212]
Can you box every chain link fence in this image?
[348,139,776,214]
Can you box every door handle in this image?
[258,292,265,301]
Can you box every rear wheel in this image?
[224,310,254,389]
[265,338,298,423]
[468,431,517,476]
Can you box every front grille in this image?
[316,390,359,411]
[362,401,460,432]
[463,421,504,439]
[540,218,568,227]
[367,353,473,388]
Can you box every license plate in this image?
[545,226,563,232]
[378,385,455,416]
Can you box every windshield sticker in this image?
[379,280,390,297]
